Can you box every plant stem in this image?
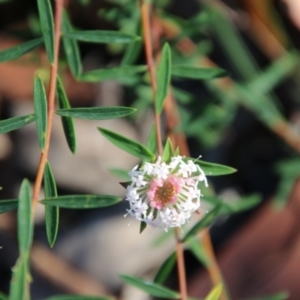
[201,229,230,300]
[140,0,163,156]
[175,228,188,300]
[32,0,64,210]
[140,2,188,299]
[164,94,230,300]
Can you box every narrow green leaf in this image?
[154,253,176,284]
[247,291,289,300]
[40,195,121,209]
[186,158,237,176]
[205,284,223,300]
[162,138,174,163]
[146,125,157,155]
[56,106,136,120]
[120,181,131,189]
[62,11,82,77]
[0,38,43,63]
[139,221,147,234]
[44,161,59,248]
[0,291,8,300]
[203,194,261,214]
[174,147,180,156]
[0,114,36,134]
[156,43,171,114]
[18,179,33,254]
[172,87,194,104]
[34,75,47,150]
[43,295,113,300]
[207,6,259,81]
[56,76,76,153]
[78,65,147,82]
[8,254,28,300]
[121,18,142,66]
[121,39,142,66]
[187,237,210,267]
[37,0,54,63]
[226,194,261,213]
[120,275,180,299]
[63,30,140,44]
[109,168,130,181]
[183,206,221,242]
[98,127,155,160]
[247,52,298,96]
[0,199,18,214]
[172,65,227,80]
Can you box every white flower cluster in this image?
[125,156,208,230]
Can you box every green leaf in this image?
[245,291,289,300]
[119,181,131,189]
[162,138,174,162]
[187,158,237,176]
[0,199,18,214]
[40,194,121,209]
[109,168,130,181]
[34,75,48,150]
[44,161,59,248]
[139,221,147,234]
[0,114,36,134]
[146,125,157,156]
[207,6,259,81]
[154,253,176,284]
[78,65,147,82]
[37,0,55,63]
[0,291,8,300]
[225,194,261,213]
[98,127,155,160]
[203,194,261,214]
[62,11,82,77]
[172,87,194,104]
[8,254,29,300]
[174,147,180,156]
[18,179,33,254]
[205,284,223,300]
[119,275,180,299]
[247,52,299,96]
[183,206,221,242]
[56,106,136,120]
[56,76,76,153]
[63,30,140,44]
[187,237,210,267]
[0,38,43,63]
[121,39,142,66]
[156,43,171,114]
[43,296,113,300]
[172,65,227,80]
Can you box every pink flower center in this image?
[147,176,182,209]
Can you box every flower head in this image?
[125,156,208,230]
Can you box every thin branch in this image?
[140,2,188,300]
[140,0,163,156]
[175,228,188,300]
[32,0,64,210]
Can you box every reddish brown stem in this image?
[175,228,188,300]
[140,0,163,156]
[140,1,188,299]
[32,0,64,210]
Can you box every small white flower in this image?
[125,155,208,230]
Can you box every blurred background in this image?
[1,0,300,299]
